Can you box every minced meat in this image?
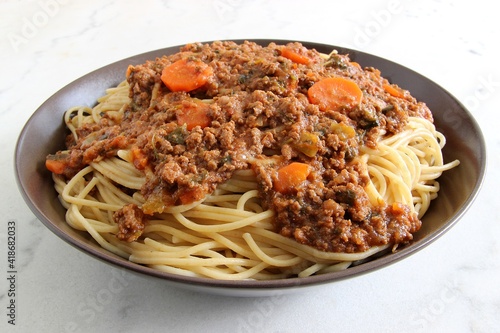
[48,41,431,253]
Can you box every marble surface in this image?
[1,0,499,332]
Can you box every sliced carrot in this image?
[274,162,311,194]
[176,99,211,130]
[308,77,363,112]
[161,58,213,92]
[383,84,406,99]
[45,158,67,175]
[281,46,311,65]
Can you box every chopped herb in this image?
[166,125,187,145]
[335,189,356,205]
[358,108,379,130]
[220,154,232,164]
[344,146,358,161]
[359,118,379,129]
[238,74,250,84]
[324,53,348,69]
[382,104,395,113]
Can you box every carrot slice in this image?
[274,162,311,194]
[161,58,213,92]
[383,84,406,99]
[281,46,311,65]
[176,99,211,130]
[308,77,363,112]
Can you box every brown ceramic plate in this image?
[15,40,486,296]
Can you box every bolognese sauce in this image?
[47,41,432,253]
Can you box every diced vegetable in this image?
[126,65,133,78]
[178,187,204,205]
[324,53,347,69]
[293,132,319,157]
[161,58,213,92]
[45,158,67,174]
[166,125,187,145]
[358,107,379,129]
[334,188,356,205]
[131,147,148,170]
[274,162,311,194]
[308,77,363,112]
[330,122,356,140]
[141,192,167,215]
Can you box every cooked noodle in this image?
[51,76,459,280]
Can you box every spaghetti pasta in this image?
[47,41,459,280]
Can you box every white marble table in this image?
[1,0,499,332]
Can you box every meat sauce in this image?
[48,41,431,253]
